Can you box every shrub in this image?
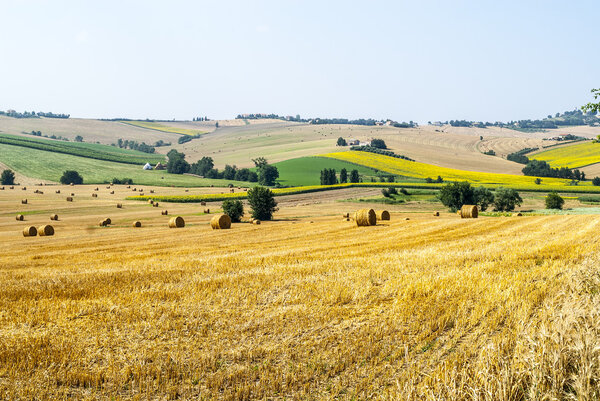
[493,187,522,212]
[111,177,134,185]
[60,170,83,185]
[399,188,409,195]
[535,178,542,185]
[381,188,390,198]
[1,169,15,185]
[436,176,444,183]
[425,177,434,183]
[247,186,278,220]
[388,187,398,196]
[222,199,244,222]
[545,192,564,209]
[593,177,600,186]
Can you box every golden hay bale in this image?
[22,187,27,190]
[106,186,111,189]
[50,214,58,221]
[161,210,168,215]
[126,185,131,188]
[148,199,154,204]
[204,209,210,214]
[66,197,73,202]
[21,199,27,204]
[342,217,350,221]
[55,190,61,194]
[94,187,99,191]
[460,205,478,219]
[104,218,112,225]
[99,220,108,227]
[10,186,14,189]
[70,193,75,196]
[92,193,98,198]
[153,202,159,207]
[0,186,3,190]
[252,219,261,225]
[376,210,390,221]
[514,212,523,217]
[139,193,144,196]
[132,221,142,228]
[70,183,74,186]
[110,190,114,194]
[16,214,24,221]
[354,209,376,226]
[200,201,206,206]
[433,211,440,216]
[116,203,122,208]
[38,225,54,236]
[405,217,410,220]
[150,190,154,193]
[22,226,37,237]
[169,216,185,228]
[210,214,231,229]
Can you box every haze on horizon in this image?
[0,0,597,123]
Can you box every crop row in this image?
[0,134,165,165]
[120,121,207,136]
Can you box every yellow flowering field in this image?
[531,140,600,168]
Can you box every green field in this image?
[0,144,248,187]
[0,133,165,165]
[274,156,381,186]
[530,141,600,168]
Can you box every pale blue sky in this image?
[0,1,597,122]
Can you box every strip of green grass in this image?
[273,156,382,186]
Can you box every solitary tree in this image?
[337,137,347,146]
[592,176,600,186]
[1,169,15,185]
[60,170,83,185]
[247,186,278,220]
[493,187,522,212]
[370,138,387,149]
[75,135,83,142]
[545,192,564,210]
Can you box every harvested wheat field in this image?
[1,186,600,400]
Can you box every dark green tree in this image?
[473,186,494,211]
[1,169,15,185]
[370,138,387,149]
[60,170,83,185]
[258,165,279,186]
[545,192,564,209]
[438,181,475,212]
[166,150,190,174]
[337,137,347,146]
[582,88,600,114]
[349,169,360,183]
[592,177,600,186]
[247,186,278,220]
[75,135,83,142]
[493,187,523,211]
[339,168,348,183]
[222,165,237,180]
[222,199,244,222]
[252,157,268,168]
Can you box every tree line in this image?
[320,168,360,185]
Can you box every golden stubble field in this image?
[1,185,600,400]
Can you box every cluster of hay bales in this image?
[354,209,376,226]
[38,225,54,236]
[459,205,478,219]
[169,216,185,228]
[132,221,142,228]
[50,214,58,221]
[210,214,231,229]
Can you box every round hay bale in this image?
[433,211,440,216]
[70,193,75,196]
[252,219,261,225]
[116,203,122,208]
[16,214,24,221]
[22,226,37,237]
[92,193,98,198]
[10,186,14,189]
[38,225,54,236]
[139,193,144,196]
[376,210,390,221]
[22,187,27,190]
[126,185,131,189]
[161,210,168,215]
[99,219,108,227]
[405,217,410,220]
[21,199,27,204]
[94,187,98,191]
[150,190,154,194]
[110,191,114,194]
[55,190,61,194]
[66,197,73,202]
[342,213,349,218]
[210,214,231,229]
[148,199,154,204]
[514,212,523,217]
[132,188,137,191]
[200,201,206,206]
[133,221,142,228]
[104,218,112,225]
[50,214,58,221]
[354,209,376,226]
[204,209,210,214]
[0,187,3,190]
[153,202,159,207]
[169,216,185,228]
[342,217,350,221]
[460,205,478,219]
[70,183,74,186]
